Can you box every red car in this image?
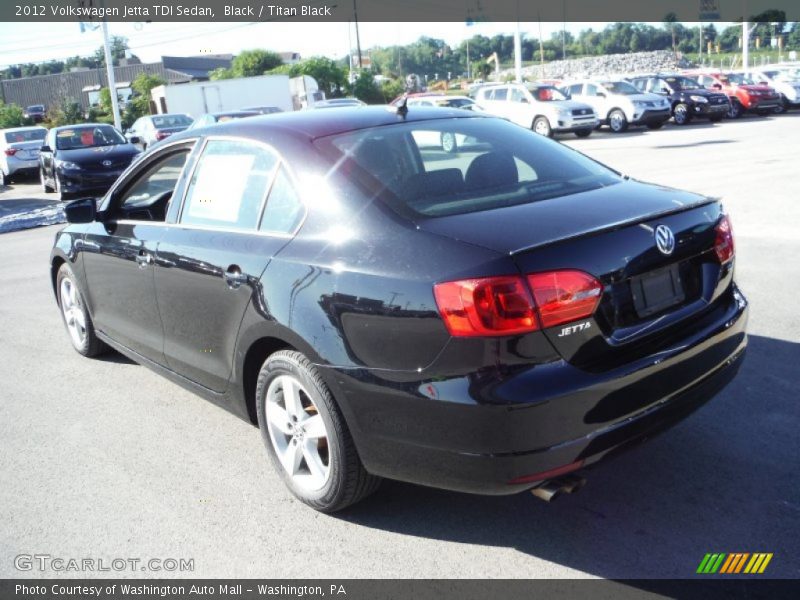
[687,70,781,118]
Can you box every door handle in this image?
[223,265,248,289]
[135,251,152,268]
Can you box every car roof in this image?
[1,125,47,133]
[170,105,485,142]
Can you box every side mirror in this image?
[128,136,141,145]
[40,145,52,153]
[64,198,97,224]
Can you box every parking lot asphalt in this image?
[1,114,798,580]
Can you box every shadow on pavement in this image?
[337,334,800,579]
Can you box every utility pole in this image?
[742,20,750,74]
[101,19,122,131]
[353,0,363,70]
[514,23,522,83]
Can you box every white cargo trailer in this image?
[150,75,324,117]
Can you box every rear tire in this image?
[440,132,457,153]
[256,350,381,512]
[608,109,629,133]
[56,263,108,357]
[532,116,553,138]
[574,129,592,138]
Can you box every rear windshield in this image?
[5,129,46,143]
[314,117,621,218]
[151,114,193,128]
[55,125,126,150]
[665,76,700,90]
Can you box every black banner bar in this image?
[2,0,800,23]
[1,579,798,600]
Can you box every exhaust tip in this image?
[530,473,587,502]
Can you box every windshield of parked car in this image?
[600,81,639,95]
[665,76,701,90]
[314,117,621,219]
[55,125,126,150]
[151,114,193,128]
[725,73,757,85]
[525,85,568,101]
[5,128,46,143]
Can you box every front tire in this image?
[673,103,692,125]
[40,168,53,193]
[574,129,592,138]
[56,263,107,357]
[256,350,381,512]
[727,100,743,119]
[532,116,553,137]
[608,109,629,133]
[646,121,664,130]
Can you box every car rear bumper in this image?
[6,157,39,176]
[331,285,748,495]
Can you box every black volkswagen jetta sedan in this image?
[39,123,141,200]
[50,107,747,512]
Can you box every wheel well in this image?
[51,257,65,298]
[242,336,295,424]
[606,107,624,119]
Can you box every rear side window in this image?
[180,139,277,230]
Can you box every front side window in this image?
[180,139,278,231]
[315,117,620,219]
[118,150,191,221]
[492,87,508,101]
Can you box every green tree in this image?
[379,78,405,103]
[46,100,84,127]
[0,101,26,129]
[209,67,235,80]
[92,36,133,67]
[122,72,165,127]
[347,73,383,104]
[664,12,678,54]
[231,49,283,77]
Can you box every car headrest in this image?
[464,151,518,191]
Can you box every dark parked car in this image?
[23,104,46,122]
[629,74,730,124]
[50,108,747,512]
[187,110,261,130]
[39,123,141,200]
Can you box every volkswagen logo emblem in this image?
[102,160,112,167]
[654,224,676,255]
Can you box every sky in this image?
[0,21,730,69]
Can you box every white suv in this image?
[475,83,597,137]
[562,79,672,133]
[751,68,800,113]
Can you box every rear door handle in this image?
[224,265,248,289]
[135,251,152,268]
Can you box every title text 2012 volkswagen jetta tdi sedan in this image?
[50,107,747,512]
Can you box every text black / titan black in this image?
[50,107,747,512]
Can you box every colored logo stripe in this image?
[697,553,773,574]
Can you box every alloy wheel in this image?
[265,374,331,492]
[60,277,87,347]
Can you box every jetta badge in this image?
[654,224,676,255]
[102,160,112,167]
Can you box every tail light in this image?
[714,215,735,264]
[527,270,603,329]
[155,131,170,141]
[434,270,603,337]
[4,148,18,156]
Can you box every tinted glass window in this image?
[260,166,304,234]
[509,88,527,102]
[492,88,508,101]
[315,117,620,218]
[568,84,583,95]
[181,139,277,230]
[55,125,126,150]
[5,129,46,143]
[151,114,193,128]
[120,150,190,217]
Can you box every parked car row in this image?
[452,63,800,139]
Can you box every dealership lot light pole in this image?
[101,19,122,131]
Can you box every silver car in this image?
[475,83,598,138]
[0,126,48,186]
